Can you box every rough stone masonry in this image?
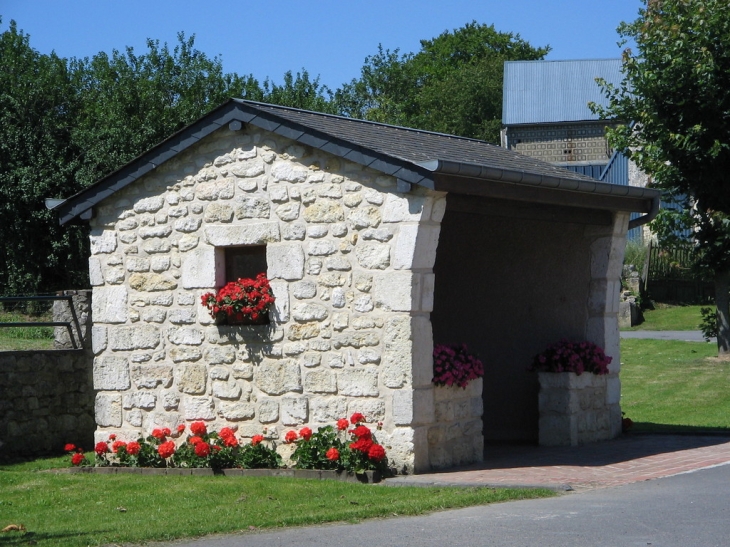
[87,122,475,473]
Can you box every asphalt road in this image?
[160,463,730,547]
[620,330,713,342]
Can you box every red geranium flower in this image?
[194,442,211,457]
[157,440,176,459]
[326,447,340,461]
[284,430,298,444]
[189,436,204,445]
[177,424,186,434]
[190,422,207,436]
[108,434,116,441]
[64,443,76,453]
[94,442,109,455]
[162,427,171,437]
[151,428,166,440]
[299,427,313,441]
[350,412,365,425]
[367,444,386,462]
[251,435,264,446]
[126,441,141,455]
[112,441,127,453]
[219,427,235,439]
[350,437,374,453]
[351,425,372,440]
[71,453,85,466]
[223,435,238,448]
[336,418,349,431]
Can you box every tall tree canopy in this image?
[334,22,550,143]
[592,0,730,355]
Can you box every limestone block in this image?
[357,349,380,364]
[162,391,180,410]
[254,399,278,423]
[304,370,337,393]
[117,218,138,231]
[183,396,216,420]
[307,225,328,239]
[360,228,393,242]
[109,325,160,350]
[310,397,347,422]
[337,368,379,396]
[267,243,305,280]
[282,223,306,240]
[304,200,345,223]
[346,402,385,427]
[255,359,302,395]
[275,202,300,221]
[331,332,380,349]
[126,409,143,427]
[197,179,235,200]
[308,240,337,256]
[95,393,123,427]
[431,196,447,222]
[173,217,202,233]
[373,272,419,312]
[281,397,309,425]
[90,231,117,254]
[205,346,236,364]
[126,257,151,272]
[89,257,104,286]
[331,288,346,308]
[129,273,178,292]
[301,353,321,368]
[269,185,289,203]
[606,374,621,405]
[235,196,270,219]
[269,279,290,322]
[131,365,173,389]
[141,308,167,323]
[203,203,234,223]
[348,206,382,229]
[122,392,157,410]
[354,242,390,270]
[94,356,131,390]
[287,323,320,340]
[319,272,347,287]
[178,235,199,252]
[232,362,254,380]
[141,239,171,254]
[343,193,362,207]
[382,194,430,223]
[93,286,128,323]
[204,222,280,246]
[284,342,307,355]
[354,295,373,313]
[134,196,164,213]
[169,347,202,363]
[218,401,255,420]
[231,160,265,178]
[392,224,440,270]
[181,246,217,289]
[139,226,173,239]
[292,303,328,322]
[178,364,207,394]
[272,162,307,183]
[168,205,188,217]
[212,379,242,400]
[92,326,108,355]
[168,327,204,345]
[292,281,317,299]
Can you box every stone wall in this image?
[506,123,612,164]
[0,350,95,459]
[537,372,617,446]
[428,379,483,469]
[87,123,448,473]
[54,290,92,349]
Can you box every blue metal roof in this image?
[502,59,624,125]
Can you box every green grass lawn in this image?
[623,304,706,331]
[0,456,553,547]
[620,338,730,432]
[0,310,54,351]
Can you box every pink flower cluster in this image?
[530,339,612,375]
[432,344,484,389]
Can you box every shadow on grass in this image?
[630,422,730,435]
[0,530,97,546]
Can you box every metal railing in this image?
[0,295,84,349]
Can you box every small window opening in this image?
[225,246,267,282]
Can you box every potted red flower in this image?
[201,273,275,325]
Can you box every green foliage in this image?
[291,425,344,471]
[237,442,283,469]
[623,240,648,272]
[334,21,549,142]
[700,306,718,341]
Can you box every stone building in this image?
[54,99,659,472]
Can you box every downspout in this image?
[627,194,660,230]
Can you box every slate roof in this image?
[54,98,658,225]
[502,59,624,125]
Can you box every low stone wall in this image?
[0,350,95,459]
[537,372,620,446]
[428,379,483,469]
[54,290,92,350]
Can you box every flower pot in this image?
[214,312,269,326]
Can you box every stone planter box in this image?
[427,378,484,469]
[537,372,621,447]
[65,467,381,483]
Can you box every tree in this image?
[592,0,730,356]
[334,22,550,142]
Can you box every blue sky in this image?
[1,0,642,90]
